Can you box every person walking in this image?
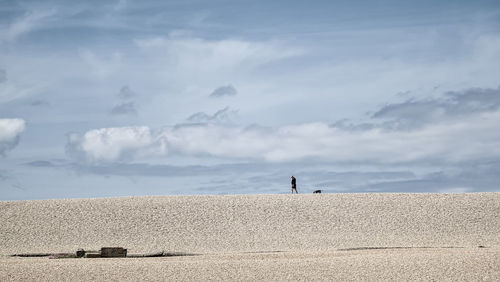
[291,176,298,194]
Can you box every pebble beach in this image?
[1,193,499,281]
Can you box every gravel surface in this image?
[1,193,499,280]
[1,249,498,281]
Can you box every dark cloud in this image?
[333,86,500,131]
[111,86,138,115]
[445,87,500,112]
[209,85,237,98]
[21,155,500,193]
[298,164,500,193]
[372,86,500,128]
[296,170,417,193]
[23,160,415,193]
[187,106,237,123]
[396,90,412,97]
[117,85,136,100]
[330,119,377,131]
[76,163,419,193]
[110,102,137,115]
[24,160,56,167]
[373,100,439,123]
[30,99,50,107]
[362,165,500,193]
[81,162,494,193]
[0,69,6,83]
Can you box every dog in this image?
[313,190,322,194]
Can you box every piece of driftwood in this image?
[127,251,165,258]
[84,252,101,258]
[164,252,198,257]
[127,251,199,257]
[101,247,127,258]
[49,253,78,259]
[11,248,197,259]
[80,249,100,258]
[11,253,62,257]
[12,251,85,258]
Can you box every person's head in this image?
[291,176,294,179]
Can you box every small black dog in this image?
[313,190,322,194]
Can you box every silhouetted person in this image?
[291,176,298,194]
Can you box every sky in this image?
[1,0,500,200]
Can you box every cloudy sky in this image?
[1,0,500,200]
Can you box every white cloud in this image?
[0,65,45,104]
[166,112,500,163]
[3,9,57,42]
[66,126,166,163]
[134,35,302,75]
[78,49,123,79]
[67,108,500,164]
[0,118,26,155]
[0,79,43,104]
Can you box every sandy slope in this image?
[1,193,499,281]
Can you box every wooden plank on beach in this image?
[100,247,127,258]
